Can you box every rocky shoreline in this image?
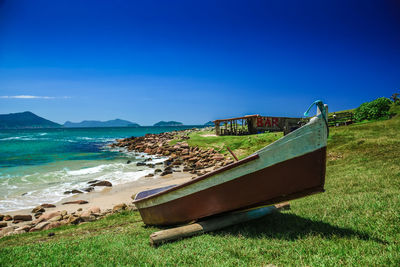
[0,128,233,238]
[110,128,234,177]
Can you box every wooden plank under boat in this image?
[134,101,329,226]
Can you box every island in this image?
[153,121,183,126]
[0,111,61,129]
[63,119,140,128]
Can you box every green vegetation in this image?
[354,97,392,121]
[172,131,283,159]
[1,106,400,266]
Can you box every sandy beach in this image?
[5,171,192,218]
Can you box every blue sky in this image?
[0,0,399,125]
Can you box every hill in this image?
[1,105,399,265]
[153,121,183,126]
[203,121,214,126]
[0,111,61,129]
[64,119,140,128]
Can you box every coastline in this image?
[5,169,192,217]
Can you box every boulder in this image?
[113,203,127,212]
[32,206,45,213]
[61,210,68,217]
[83,187,94,192]
[71,189,83,194]
[48,215,62,222]
[89,206,101,214]
[64,191,72,194]
[41,203,56,208]
[81,215,96,222]
[62,200,89,205]
[67,216,82,225]
[13,215,32,221]
[160,170,173,176]
[0,215,3,221]
[29,221,50,232]
[1,226,16,237]
[91,181,112,187]
[12,220,23,224]
[126,160,132,164]
[3,215,12,221]
[87,180,100,184]
[15,225,31,234]
[43,221,62,230]
[0,222,7,228]
[145,173,154,178]
[136,162,146,166]
[39,211,61,221]
[34,212,43,219]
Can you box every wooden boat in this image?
[134,101,328,226]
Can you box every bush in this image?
[354,97,392,121]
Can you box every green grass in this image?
[172,130,283,159]
[1,107,400,266]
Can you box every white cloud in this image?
[0,95,71,99]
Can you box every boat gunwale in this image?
[133,154,260,203]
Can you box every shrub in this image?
[391,93,399,105]
[354,97,392,121]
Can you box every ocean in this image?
[0,126,200,213]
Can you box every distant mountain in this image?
[64,119,140,128]
[204,121,214,126]
[153,121,183,126]
[0,111,61,129]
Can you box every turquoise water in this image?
[0,126,199,212]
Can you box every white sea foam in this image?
[0,154,163,213]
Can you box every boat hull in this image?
[137,146,326,226]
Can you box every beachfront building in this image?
[213,115,305,136]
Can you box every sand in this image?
[5,171,193,217]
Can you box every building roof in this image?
[213,114,259,123]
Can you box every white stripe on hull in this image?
[135,113,327,209]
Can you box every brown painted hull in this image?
[137,147,326,225]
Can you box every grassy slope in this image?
[1,107,399,266]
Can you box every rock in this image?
[43,221,62,230]
[62,200,89,205]
[89,206,101,214]
[145,173,154,178]
[126,160,132,164]
[71,189,83,194]
[113,203,127,212]
[34,212,43,219]
[0,215,4,221]
[81,215,96,222]
[32,206,45,213]
[67,216,82,225]
[29,222,50,232]
[87,180,100,184]
[13,215,32,221]
[1,226,16,236]
[15,225,31,234]
[83,187,94,192]
[61,210,68,216]
[12,220,23,224]
[0,222,7,228]
[4,215,12,221]
[91,181,112,187]
[39,211,61,221]
[41,203,56,208]
[48,232,55,237]
[131,193,137,200]
[64,191,72,194]
[49,215,62,222]
[160,170,173,176]
[136,162,146,166]
[154,168,162,173]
